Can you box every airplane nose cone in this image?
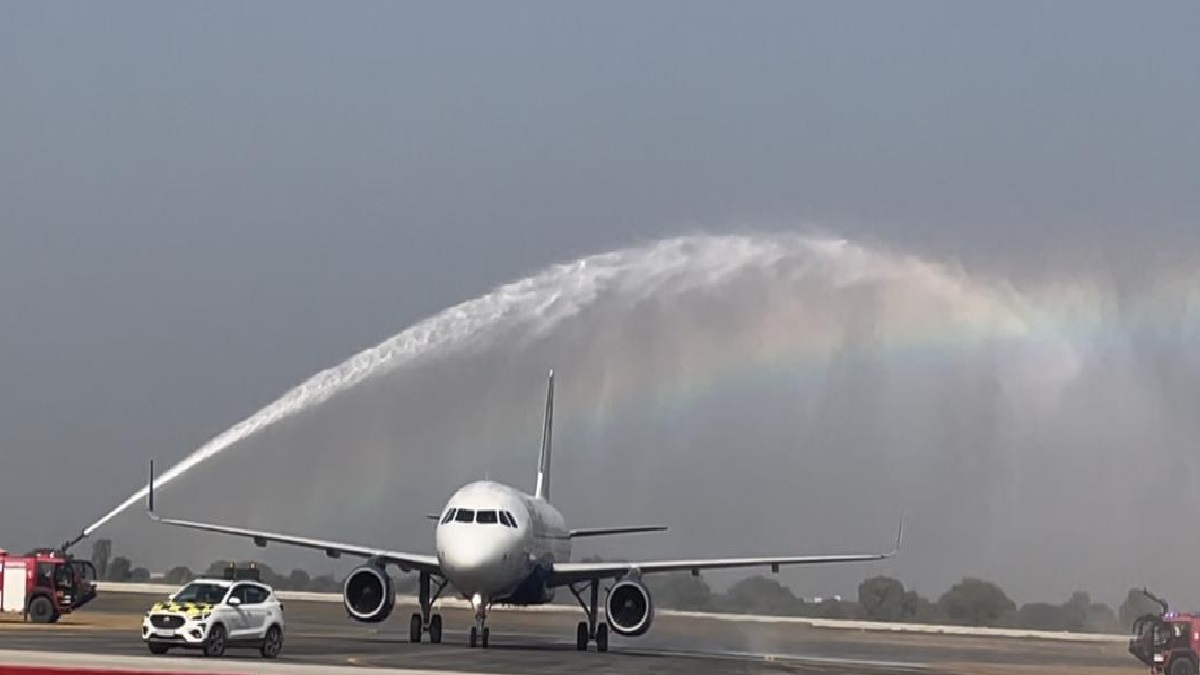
[452,543,506,572]
[439,532,516,593]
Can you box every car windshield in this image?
[171,582,228,604]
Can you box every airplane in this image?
[146,369,903,652]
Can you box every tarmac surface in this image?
[0,592,1144,674]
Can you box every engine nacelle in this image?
[605,577,654,637]
[342,562,395,623]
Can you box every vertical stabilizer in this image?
[535,369,554,500]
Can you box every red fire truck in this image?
[0,547,98,623]
[1129,589,1200,675]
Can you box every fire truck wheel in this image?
[27,597,57,624]
[1171,658,1197,675]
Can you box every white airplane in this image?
[146,369,903,652]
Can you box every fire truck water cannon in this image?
[1129,588,1200,675]
[0,546,98,623]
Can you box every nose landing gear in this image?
[468,593,491,648]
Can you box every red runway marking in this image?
[0,662,241,667]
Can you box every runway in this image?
[0,593,1141,674]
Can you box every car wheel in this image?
[203,624,227,657]
[260,624,283,659]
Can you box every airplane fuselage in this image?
[434,480,570,607]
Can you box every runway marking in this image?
[619,646,932,670]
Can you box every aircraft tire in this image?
[596,622,608,652]
[409,613,422,643]
[576,621,588,650]
[430,614,443,643]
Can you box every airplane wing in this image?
[547,518,903,587]
[568,525,668,538]
[147,512,442,574]
[144,462,441,575]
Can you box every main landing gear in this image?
[469,593,490,648]
[569,579,608,652]
[409,571,448,644]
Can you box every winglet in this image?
[890,511,905,556]
[147,458,160,521]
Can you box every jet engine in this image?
[605,577,654,637]
[342,561,395,623]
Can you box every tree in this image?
[310,574,339,592]
[1003,602,1066,631]
[722,575,805,616]
[1085,602,1119,633]
[901,590,943,623]
[204,560,232,578]
[107,556,132,582]
[287,569,311,591]
[1060,591,1092,631]
[811,598,852,620]
[936,577,1015,626]
[858,576,907,621]
[90,539,112,580]
[649,573,714,611]
[164,566,195,585]
[1120,588,1166,631]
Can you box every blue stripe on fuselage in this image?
[494,560,554,606]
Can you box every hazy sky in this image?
[2,1,1199,607]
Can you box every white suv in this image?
[142,578,284,658]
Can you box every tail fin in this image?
[147,459,157,515]
[535,369,554,500]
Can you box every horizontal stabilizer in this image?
[426,513,441,521]
[568,525,668,538]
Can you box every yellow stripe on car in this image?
[149,601,213,616]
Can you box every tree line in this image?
[87,539,1161,634]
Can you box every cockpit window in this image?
[476,510,499,524]
[454,508,475,523]
[440,508,456,524]
[498,511,512,527]
[503,510,518,528]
